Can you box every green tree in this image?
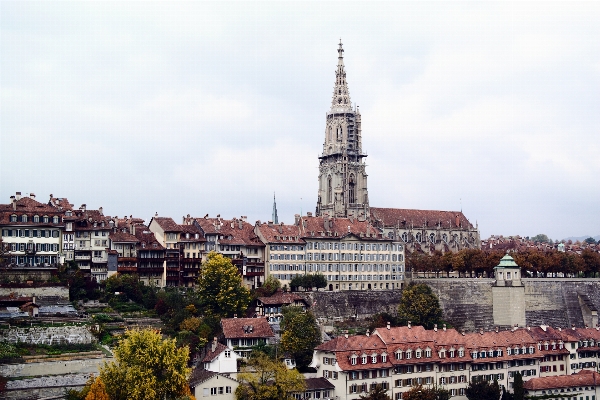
[465,379,500,400]
[512,372,524,400]
[100,328,191,400]
[262,275,282,295]
[401,385,449,400]
[359,384,391,400]
[280,308,321,369]
[197,252,251,317]
[397,283,443,329]
[235,353,305,400]
[531,234,551,244]
[312,273,327,291]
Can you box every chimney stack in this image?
[366,329,370,337]
[495,326,499,333]
[434,324,438,332]
[30,193,36,199]
[15,192,21,201]
[99,207,103,215]
[387,322,391,330]
[307,212,313,217]
[407,321,411,329]
[294,214,300,225]
[443,324,447,332]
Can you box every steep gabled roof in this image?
[371,208,474,230]
[221,318,274,339]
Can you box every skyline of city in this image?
[2,3,599,240]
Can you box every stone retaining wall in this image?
[0,286,69,299]
[0,325,95,345]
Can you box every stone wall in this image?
[0,357,106,378]
[0,285,69,299]
[301,279,600,332]
[0,325,95,345]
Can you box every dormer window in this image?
[544,343,549,350]
[395,351,403,360]
[496,349,503,357]
[530,346,536,353]
[195,233,199,239]
[559,342,564,349]
[449,348,455,358]
[425,348,432,358]
[361,355,367,364]
[488,350,494,358]
[538,343,542,350]
[507,347,512,355]
[439,350,446,359]
[142,243,146,248]
[33,215,40,223]
[350,355,357,365]
[10,215,17,222]
[21,215,27,222]
[381,353,387,363]
[66,211,72,216]
[405,350,412,360]
[472,351,478,359]
[371,354,377,364]
[53,216,59,223]
[43,216,49,223]
[458,348,464,357]
[415,349,422,359]
[186,233,190,239]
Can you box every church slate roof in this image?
[370,208,474,230]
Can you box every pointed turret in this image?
[272,193,279,225]
[330,39,353,113]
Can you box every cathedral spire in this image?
[272,193,279,224]
[331,39,352,112]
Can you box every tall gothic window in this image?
[328,126,333,142]
[327,176,332,204]
[349,175,355,204]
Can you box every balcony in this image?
[118,256,137,262]
[92,257,107,263]
[118,266,138,273]
[245,271,264,277]
[75,255,91,260]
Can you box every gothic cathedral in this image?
[316,41,370,221]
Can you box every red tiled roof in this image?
[202,342,229,362]
[523,369,600,391]
[221,317,274,339]
[151,217,182,232]
[0,196,64,225]
[297,216,389,241]
[256,223,304,244]
[370,208,474,230]
[109,231,139,243]
[257,291,308,306]
[195,217,263,246]
[304,378,336,390]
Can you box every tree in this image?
[235,353,305,400]
[85,376,110,400]
[512,372,524,400]
[312,273,327,291]
[280,308,321,369]
[359,384,391,400]
[531,234,551,244]
[401,385,449,400]
[465,379,500,400]
[100,328,191,400]
[197,252,251,317]
[397,283,443,329]
[261,275,282,296]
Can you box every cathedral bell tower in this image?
[316,40,369,220]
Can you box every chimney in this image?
[495,326,499,333]
[572,324,576,330]
[241,216,247,222]
[15,192,21,200]
[407,321,411,329]
[294,214,300,225]
[234,314,237,319]
[480,328,484,335]
[80,204,86,212]
[11,196,16,211]
[231,221,234,229]
[344,333,348,338]
[434,324,437,332]
[212,337,217,352]
[443,324,447,332]
[461,330,465,336]
[238,220,243,229]
[366,329,370,337]
[527,326,531,331]
[307,212,313,217]
[99,207,103,215]
[30,193,36,199]
[387,322,391,330]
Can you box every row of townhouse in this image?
[1,192,406,290]
[311,324,600,400]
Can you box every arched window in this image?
[348,175,355,204]
[401,232,409,243]
[21,215,28,222]
[327,176,332,204]
[429,233,435,243]
[328,126,333,142]
[416,233,422,243]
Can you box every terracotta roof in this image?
[316,334,386,352]
[151,217,182,232]
[370,208,474,230]
[374,325,432,344]
[0,196,64,225]
[258,291,307,306]
[188,369,217,387]
[109,231,139,243]
[523,369,600,391]
[297,216,389,241]
[304,378,335,390]
[195,217,263,246]
[202,342,229,362]
[179,224,206,242]
[221,318,274,339]
[134,228,165,250]
[256,223,304,244]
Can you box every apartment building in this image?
[0,192,64,268]
[310,324,600,400]
[134,226,166,287]
[189,216,265,290]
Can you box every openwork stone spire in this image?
[330,39,353,113]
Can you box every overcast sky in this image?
[1,2,599,240]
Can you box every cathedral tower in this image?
[316,41,369,220]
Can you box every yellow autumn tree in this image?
[100,328,191,400]
[197,252,251,317]
[85,376,109,400]
[235,353,305,400]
